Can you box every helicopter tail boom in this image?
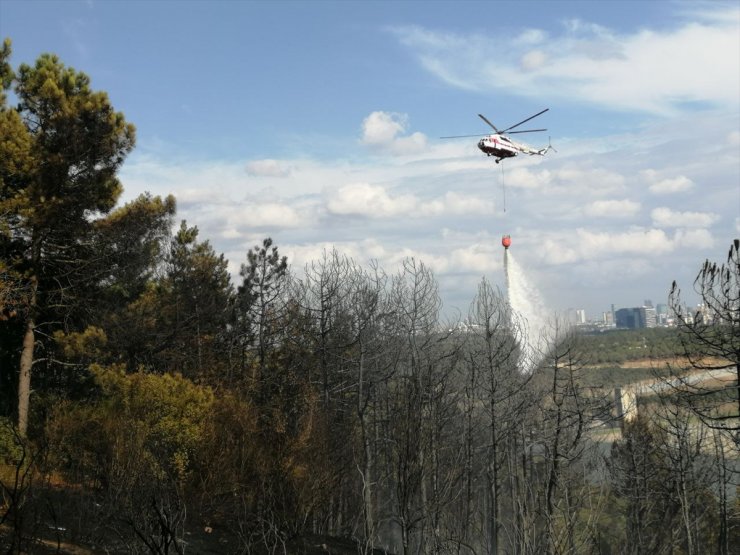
[531,137,556,156]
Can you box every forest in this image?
[1,40,739,554]
[578,328,684,365]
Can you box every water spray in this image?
[502,237,549,371]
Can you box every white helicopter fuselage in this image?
[477,134,546,162]
[442,110,552,163]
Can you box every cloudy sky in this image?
[2,0,738,320]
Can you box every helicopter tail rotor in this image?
[537,137,556,156]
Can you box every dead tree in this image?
[668,239,740,447]
[465,278,530,554]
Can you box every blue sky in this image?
[2,0,739,320]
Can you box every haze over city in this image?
[2,0,738,318]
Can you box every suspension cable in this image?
[501,161,506,213]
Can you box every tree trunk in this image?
[18,314,34,436]
[358,351,374,544]
[714,429,729,555]
[17,276,36,436]
[488,399,499,555]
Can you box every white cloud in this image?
[285,240,388,272]
[245,159,292,177]
[327,183,417,217]
[326,183,494,218]
[233,203,306,228]
[287,240,455,277]
[195,202,312,239]
[120,154,251,201]
[390,6,740,114]
[361,111,406,145]
[673,228,714,249]
[507,167,553,190]
[443,191,495,215]
[651,207,719,228]
[221,228,243,239]
[389,248,451,273]
[649,176,694,194]
[419,192,495,216]
[521,50,546,71]
[516,28,547,45]
[576,228,674,255]
[728,130,740,147]
[449,243,500,274]
[541,228,714,265]
[174,187,228,207]
[360,111,428,155]
[585,199,640,218]
[506,165,625,195]
[641,169,694,194]
[571,258,654,285]
[557,167,626,193]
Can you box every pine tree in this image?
[0,41,135,434]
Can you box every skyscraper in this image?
[616,308,641,329]
[656,303,668,326]
[641,305,657,328]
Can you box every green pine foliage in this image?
[46,365,214,485]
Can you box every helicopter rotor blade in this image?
[502,108,549,133]
[478,114,501,133]
[507,128,547,134]
[440,134,488,139]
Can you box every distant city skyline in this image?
[564,296,711,329]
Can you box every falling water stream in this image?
[504,248,549,370]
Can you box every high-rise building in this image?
[575,309,586,324]
[616,308,641,329]
[641,305,657,328]
[615,306,657,328]
[656,303,668,326]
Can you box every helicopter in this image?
[442,108,554,164]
